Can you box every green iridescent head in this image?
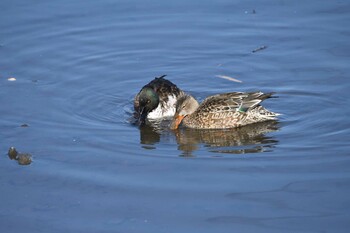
[137,87,159,125]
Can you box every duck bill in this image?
[170,114,185,130]
[137,107,147,126]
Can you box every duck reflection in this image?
[139,120,279,156]
[138,119,169,149]
[139,124,161,148]
[175,121,279,156]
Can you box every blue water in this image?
[1,0,350,232]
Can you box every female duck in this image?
[170,92,279,129]
[134,75,185,125]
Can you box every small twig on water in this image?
[252,45,268,53]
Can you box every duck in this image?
[134,75,185,125]
[170,92,279,129]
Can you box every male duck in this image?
[134,75,185,125]
[170,92,279,129]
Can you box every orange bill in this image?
[170,114,185,130]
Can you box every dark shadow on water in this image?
[138,120,280,157]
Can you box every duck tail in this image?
[258,92,277,101]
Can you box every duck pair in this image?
[134,75,279,129]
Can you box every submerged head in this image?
[170,94,199,130]
[136,87,159,125]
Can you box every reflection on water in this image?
[138,119,170,149]
[176,121,280,156]
[139,124,161,149]
[139,120,279,156]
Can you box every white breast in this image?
[147,95,177,119]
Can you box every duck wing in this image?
[197,92,274,114]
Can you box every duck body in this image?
[134,75,185,125]
[171,92,279,129]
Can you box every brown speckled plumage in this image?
[171,92,279,129]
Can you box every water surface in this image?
[1,0,350,232]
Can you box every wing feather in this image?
[196,92,274,114]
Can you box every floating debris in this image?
[7,77,16,81]
[7,147,32,165]
[8,147,18,160]
[252,45,268,53]
[20,123,29,128]
[17,153,32,165]
[245,9,256,14]
[215,75,242,83]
